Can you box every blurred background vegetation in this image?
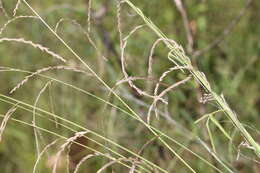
[0,0,259,172]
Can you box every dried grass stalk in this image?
[147,75,192,123]
[33,139,61,173]
[0,16,38,35]
[13,0,21,16]
[52,131,89,173]
[10,65,90,94]
[0,104,18,142]
[0,37,66,62]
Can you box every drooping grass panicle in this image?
[0,15,38,35]
[10,65,91,94]
[16,1,251,172]
[117,1,162,100]
[52,131,89,173]
[154,66,191,96]
[148,38,180,78]
[147,75,192,124]
[124,0,260,157]
[0,37,66,62]
[0,104,18,142]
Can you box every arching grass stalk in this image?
[0,99,154,173]
[0,94,230,173]
[124,0,260,157]
[21,0,197,172]
[0,68,229,173]
[0,114,143,173]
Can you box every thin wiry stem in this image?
[0,114,142,173]
[147,75,192,124]
[123,24,146,41]
[0,0,9,18]
[0,94,153,173]
[21,1,224,171]
[54,18,107,61]
[10,65,90,94]
[172,0,194,53]
[73,153,101,173]
[97,157,135,173]
[13,0,21,16]
[33,139,61,173]
[33,81,53,156]
[117,2,165,101]
[0,68,224,172]
[148,38,179,79]
[0,16,38,35]
[154,66,191,96]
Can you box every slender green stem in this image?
[124,0,260,158]
[21,0,197,171]
[0,114,142,173]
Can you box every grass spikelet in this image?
[9,65,90,94]
[0,104,18,142]
[0,15,38,35]
[148,38,179,78]
[154,66,191,96]
[0,37,66,62]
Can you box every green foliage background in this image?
[0,0,259,172]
